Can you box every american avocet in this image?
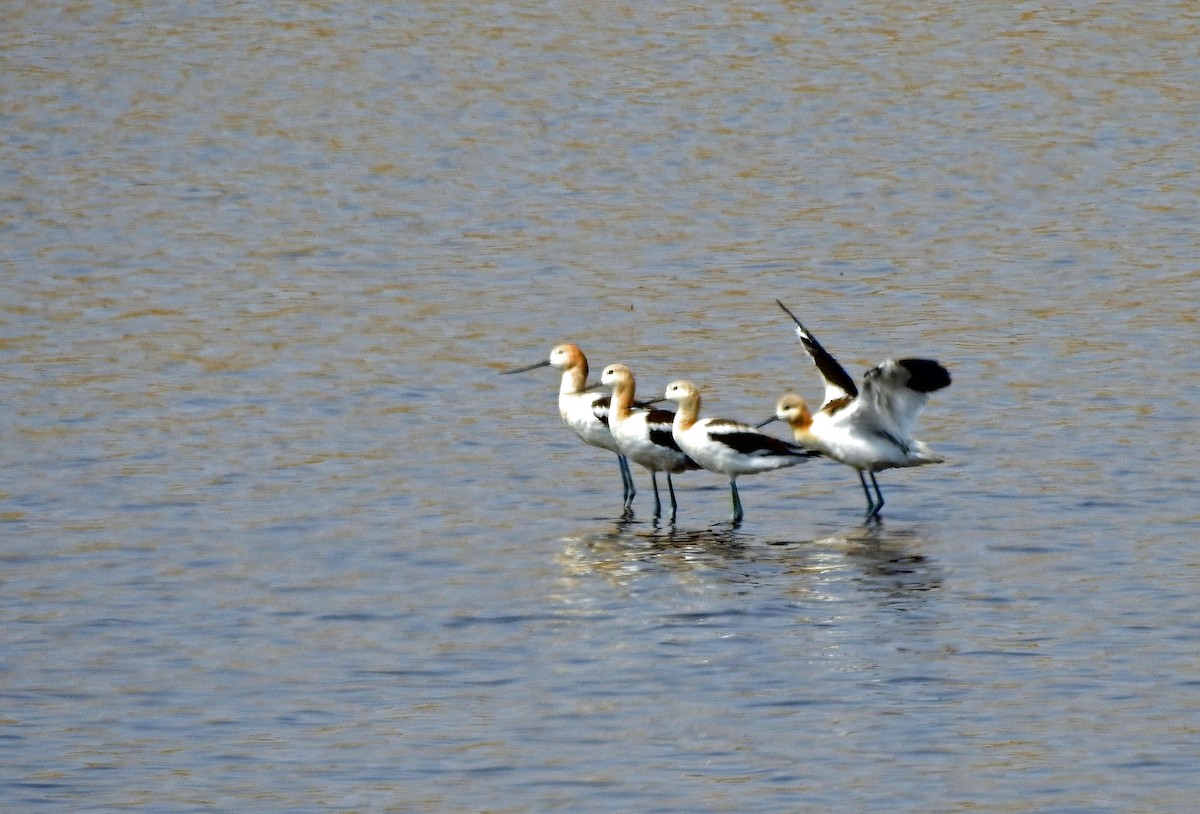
[600,364,698,519]
[763,300,952,519]
[502,343,635,503]
[664,380,818,526]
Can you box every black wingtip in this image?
[777,301,860,400]
[898,359,952,392]
[775,299,806,331]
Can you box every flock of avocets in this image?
[504,300,951,525]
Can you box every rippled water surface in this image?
[3,2,1199,811]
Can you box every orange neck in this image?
[793,402,814,431]
[609,376,635,421]
[673,392,700,431]
[559,363,587,395]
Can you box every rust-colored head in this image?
[773,393,813,432]
[664,380,701,429]
[600,363,636,416]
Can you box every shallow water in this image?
[3,2,1199,811]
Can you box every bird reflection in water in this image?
[555,516,942,602]
[798,524,944,604]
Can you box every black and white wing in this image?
[776,300,858,407]
[646,409,701,468]
[705,419,819,459]
[590,394,613,428]
[859,358,951,436]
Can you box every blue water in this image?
[3,2,1199,811]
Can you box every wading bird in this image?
[600,364,697,520]
[502,344,635,504]
[664,380,817,526]
[762,300,951,520]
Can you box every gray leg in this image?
[619,455,636,506]
[868,472,885,519]
[858,471,875,516]
[730,478,744,526]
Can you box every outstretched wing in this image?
[775,300,858,406]
[859,358,951,436]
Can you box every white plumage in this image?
[763,300,951,519]
[665,380,816,525]
[503,343,636,504]
[600,363,697,519]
